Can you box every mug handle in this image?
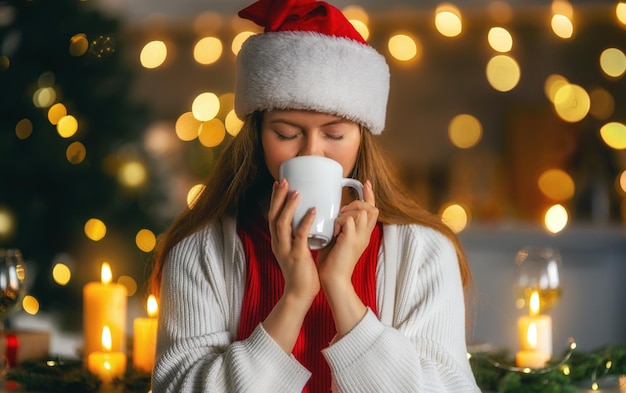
[341,178,364,201]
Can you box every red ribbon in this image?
[6,333,18,367]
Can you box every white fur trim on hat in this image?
[234,31,390,134]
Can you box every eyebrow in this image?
[267,118,351,128]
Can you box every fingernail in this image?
[366,180,372,188]
[272,181,278,190]
[291,190,299,199]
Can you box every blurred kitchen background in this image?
[0,0,625,358]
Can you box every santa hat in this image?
[234,0,390,134]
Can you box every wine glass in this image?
[513,246,562,314]
[0,249,26,374]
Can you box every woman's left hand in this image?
[316,180,378,336]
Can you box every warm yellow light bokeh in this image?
[176,112,202,141]
[194,36,223,65]
[33,87,56,108]
[448,114,482,148]
[0,209,15,238]
[349,19,370,41]
[192,92,220,122]
[388,34,420,62]
[544,74,569,103]
[57,115,79,138]
[118,275,138,297]
[199,118,226,147]
[66,141,87,165]
[225,110,244,136]
[15,118,33,140]
[140,40,167,69]
[232,31,255,55]
[488,27,513,53]
[486,55,520,92]
[440,203,470,233]
[599,122,626,149]
[618,170,626,195]
[187,184,205,208]
[553,84,590,123]
[599,47,626,78]
[69,33,89,56]
[118,161,147,188]
[84,218,107,241]
[617,2,626,25]
[544,204,569,233]
[48,103,67,125]
[136,229,157,253]
[52,263,72,286]
[22,295,40,315]
[551,14,574,39]
[435,4,463,37]
[538,169,575,201]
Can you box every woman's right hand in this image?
[268,178,321,301]
[263,178,320,353]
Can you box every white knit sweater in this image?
[152,216,480,392]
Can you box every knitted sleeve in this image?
[151,223,311,393]
[322,224,480,392]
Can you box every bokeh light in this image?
[33,87,56,108]
[187,184,205,208]
[388,33,420,62]
[175,112,201,141]
[57,115,78,138]
[232,31,255,55]
[118,275,137,297]
[488,27,513,53]
[435,4,463,37]
[192,92,220,122]
[15,118,33,140]
[48,103,67,125]
[553,84,590,122]
[118,161,147,188]
[617,2,626,25]
[140,40,167,69]
[440,203,470,233]
[600,122,626,149]
[486,54,521,92]
[551,14,574,39]
[193,36,222,65]
[0,208,15,239]
[22,295,39,315]
[544,204,569,233]
[66,141,87,165]
[136,228,157,253]
[69,33,89,56]
[84,218,106,241]
[599,47,626,78]
[198,118,226,147]
[225,110,244,136]
[538,169,575,201]
[52,263,72,286]
[448,114,482,148]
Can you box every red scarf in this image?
[237,212,381,393]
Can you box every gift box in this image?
[0,330,50,367]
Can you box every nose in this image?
[299,133,324,156]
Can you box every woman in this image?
[150,0,480,392]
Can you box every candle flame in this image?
[101,262,112,285]
[147,294,159,317]
[104,361,112,371]
[529,290,540,316]
[527,322,538,349]
[101,325,112,352]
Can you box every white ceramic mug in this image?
[278,156,364,250]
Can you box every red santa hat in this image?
[234,0,390,134]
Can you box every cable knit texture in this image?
[152,216,480,392]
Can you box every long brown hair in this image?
[149,111,472,299]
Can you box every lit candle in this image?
[133,294,159,373]
[83,262,127,358]
[87,326,127,388]
[515,291,552,368]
